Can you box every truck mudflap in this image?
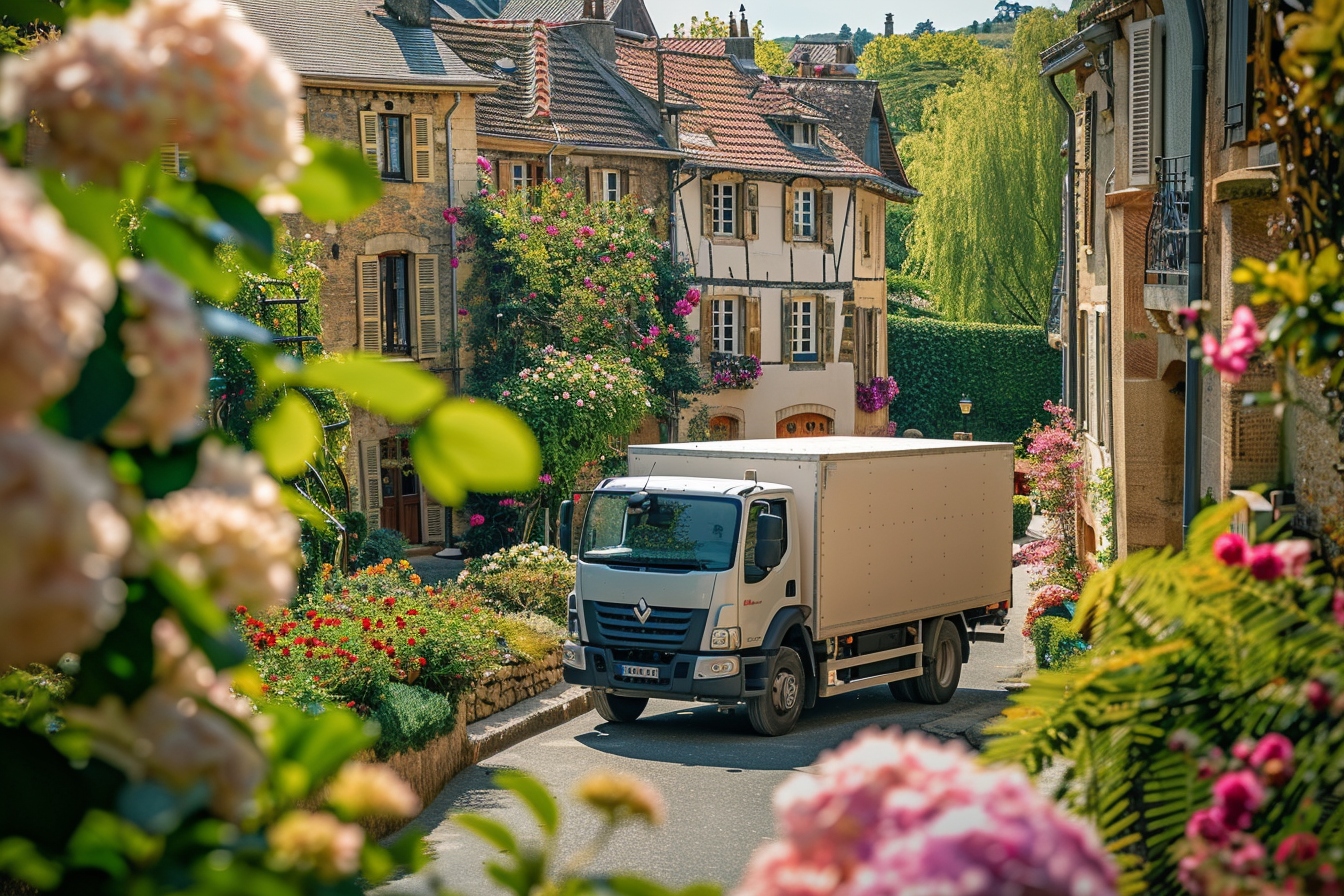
[561,642,763,702]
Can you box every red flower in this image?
[235,605,247,614]
[346,700,357,708]
[417,657,427,667]
[306,609,317,619]
[407,637,417,646]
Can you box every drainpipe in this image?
[445,92,462,396]
[1045,74,1077,409]
[1183,0,1208,535]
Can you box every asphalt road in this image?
[376,565,1035,896]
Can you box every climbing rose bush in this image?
[734,727,1118,896]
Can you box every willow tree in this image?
[902,9,1075,326]
[856,30,989,139]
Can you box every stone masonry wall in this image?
[464,651,565,723]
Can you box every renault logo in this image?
[633,598,652,625]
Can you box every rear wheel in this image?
[592,691,648,723]
[887,677,916,702]
[748,647,804,736]
[914,621,962,705]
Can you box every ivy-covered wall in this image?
[887,317,1061,442]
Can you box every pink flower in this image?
[1273,539,1312,578]
[578,226,596,237]
[573,238,585,248]
[600,255,612,264]
[649,326,660,338]
[476,156,492,173]
[1307,679,1331,711]
[538,473,553,485]
[1275,832,1320,865]
[1248,543,1286,581]
[560,210,569,218]
[458,308,469,316]
[450,257,460,269]
[1185,807,1231,845]
[517,232,529,240]
[576,399,584,407]
[530,215,543,224]
[685,288,701,304]
[1248,732,1294,779]
[501,390,510,397]
[1211,770,1265,830]
[625,251,636,258]
[546,225,559,236]
[1334,589,1344,626]
[1202,305,1265,382]
[672,299,694,316]
[1213,532,1250,566]
[468,513,485,526]
[562,392,570,399]
[442,208,459,225]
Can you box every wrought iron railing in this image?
[1145,155,1191,285]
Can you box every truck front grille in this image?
[592,602,695,649]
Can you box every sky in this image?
[649,0,1017,39]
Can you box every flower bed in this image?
[456,542,576,625]
[709,352,762,390]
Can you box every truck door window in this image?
[579,492,742,571]
[743,499,788,584]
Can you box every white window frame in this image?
[791,299,817,361]
[787,122,818,146]
[509,162,531,190]
[793,188,816,240]
[712,182,737,236]
[598,169,622,202]
[711,298,738,354]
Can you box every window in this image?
[379,114,407,180]
[712,298,738,354]
[785,122,818,146]
[381,254,412,355]
[791,299,817,362]
[744,498,788,583]
[600,169,621,202]
[713,182,736,236]
[862,212,872,258]
[793,188,815,240]
[864,117,882,168]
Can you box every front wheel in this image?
[748,647,805,736]
[914,620,962,705]
[592,691,648,723]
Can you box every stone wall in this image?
[463,652,564,723]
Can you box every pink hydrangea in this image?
[468,513,485,527]
[1211,770,1265,831]
[672,299,694,316]
[1201,305,1265,382]
[735,728,1117,896]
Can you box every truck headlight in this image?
[693,656,739,679]
[710,627,741,651]
[562,641,585,670]
[567,593,581,638]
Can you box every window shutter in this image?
[356,255,383,354]
[781,296,792,362]
[360,439,383,518]
[158,144,180,176]
[423,493,445,544]
[745,183,759,240]
[782,184,795,242]
[700,296,714,361]
[821,190,834,252]
[1224,0,1250,144]
[744,296,761,359]
[822,296,835,363]
[701,179,714,237]
[1077,98,1095,249]
[291,107,306,144]
[414,254,441,361]
[1127,18,1163,186]
[359,111,380,169]
[410,114,434,183]
[588,168,601,202]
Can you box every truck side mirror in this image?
[558,500,574,553]
[755,513,784,570]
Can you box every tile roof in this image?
[656,37,726,56]
[433,21,670,151]
[776,77,910,186]
[616,40,916,199]
[431,0,505,19]
[229,0,493,88]
[788,42,843,64]
[494,0,657,34]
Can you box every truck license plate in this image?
[619,664,660,681]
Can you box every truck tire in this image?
[593,691,648,723]
[914,621,962,704]
[887,678,916,702]
[748,647,804,736]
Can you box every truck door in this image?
[738,498,797,649]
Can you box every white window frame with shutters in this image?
[355,249,441,361]
[793,188,816,241]
[359,439,383,526]
[712,182,736,237]
[598,169,622,202]
[712,298,739,355]
[790,299,818,362]
[1126,17,1164,187]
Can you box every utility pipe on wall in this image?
[444,92,463,397]
[1045,74,1078,409]
[1183,0,1207,535]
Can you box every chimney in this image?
[569,0,616,61]
[725,4,756,66]
[582,0,593,16]
[884,13,894,36]
[593,0,605,18]
[384,0,430,27]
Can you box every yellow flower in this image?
[267,810,364,881]
[325,762,421,820]
[575,771,665,825]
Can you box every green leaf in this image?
[360,842,396,885]
[299,355,444,423]
[195,181,275,268]
[40,299,134,441]
[411,400,541,507]
[494,770,559,837]
[0,838,62,890]
[39,171,122,263]
[453,814,518,855]
[253,391,323,479]
[70,583,165,707]
[676,885,724,896]
[289,137,382,223]
[124,437,203,500]
[1,0,67,25]
[152,563,231,640]
[605,877,675,896]
[138,213,239,303]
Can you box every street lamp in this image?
[959,396,973,416]
[955,396,973,441]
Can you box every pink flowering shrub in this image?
[1200,305,1266,383]
[709,353,763,390]
[735,728,1118,896]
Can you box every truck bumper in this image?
[561,641,751,701]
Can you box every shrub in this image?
[457,542,576,624]
[1030,614,1086,669]
[1013,495,1033,538]
[357,527,409,567]
[371,682,457,758]
[887,316,1060,440]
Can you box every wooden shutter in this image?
[782,184,794,242]
[745,183,760,239]
[744,296,761,359]
[291,106,306,144]
[700,296,714,361]
[158,144,181,177]
[588,168,601,202]
[1078,96,1095,249]
[359,111,380,168]
[781,296,793,362]
[410,114,434,183]
[701,179,714,237]
[356,255,383,354]
[1224,0,1249,144]
[822,297,836,363]
[360,439,383,517]
[1128,18,1163,186]
[423,493,445,544]
[414,254,441,361]
[821,190,834,252]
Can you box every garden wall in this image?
[887,316,1062,442]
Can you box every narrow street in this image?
[378,565,1034,895]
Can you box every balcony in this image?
[1145,155,1191,288]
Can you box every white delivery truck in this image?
[558,437,1013,736]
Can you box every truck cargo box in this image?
[628,437,1013,638]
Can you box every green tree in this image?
[911,19,936,37]
[856,30,989,139]
[838,23,852,42]
[668,14,793,76]
[902,8,1075,325]
[853,26,876,54]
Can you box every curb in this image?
[465,682,593,765]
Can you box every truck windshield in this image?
[579,492,741,571]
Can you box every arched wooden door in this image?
[776,413,833,438]
[708,415,740,440]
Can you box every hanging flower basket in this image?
[856,376,900,412]
[709,352,762,390]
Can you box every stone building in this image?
[233,0,495,547]
[1041,0,1296,560]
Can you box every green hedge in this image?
[370,682,457,759]
[1030,614,1088,670]
[888,317,1061,441]
[1013,495,1033,539]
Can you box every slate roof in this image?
[433,21,670,151]
[788,42,843,64]
[491,0,658,33]
[229,0,493,88]
[616,40,916,199]
[777,77,910,186]
[431,0,505,19]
